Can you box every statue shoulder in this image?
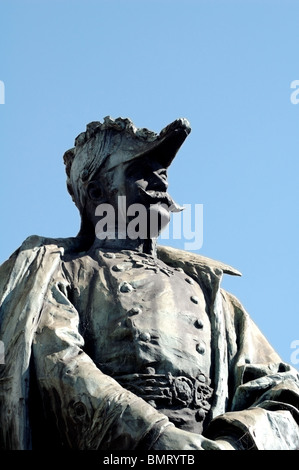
[157,245,241,277]
[0,235,83,287]
[17,234,82,254]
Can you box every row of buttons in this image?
[102,251,207,358]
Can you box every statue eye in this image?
[125,163,144,180]
[87,181,103,201]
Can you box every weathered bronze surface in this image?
[1,117,299,450]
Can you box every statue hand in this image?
[151,425,230,450]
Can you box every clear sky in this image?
[1,0,299,367]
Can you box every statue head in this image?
[63,116,191,251]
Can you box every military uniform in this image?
[62,248,213,433]
[1,236,299,450]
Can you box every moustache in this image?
[138,187,184,213]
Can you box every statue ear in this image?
[87,181,104,202]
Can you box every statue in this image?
[1,116,299,450]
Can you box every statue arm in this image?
[32,276,174,450]
[205,290,299,450]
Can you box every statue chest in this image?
[64,250,211,380]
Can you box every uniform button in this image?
[112,264,126,272]
[119,281,134,293]
[128,307,142,315]
[112,262,132,272]
[197,373,206,383]
[139,332,151,342]
[191,295,199,304]
[196,343,205,355]
[185,277,194,285]
[194,319,203,329]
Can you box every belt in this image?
[114,372,213,412]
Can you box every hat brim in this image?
[134,118,191,169]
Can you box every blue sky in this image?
[1,0,299,367]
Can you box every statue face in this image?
[80,117,190,245]
[124,156,172,238]
[86,155,181,241]
[68,117,191,247]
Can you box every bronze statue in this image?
[1,116,299,450]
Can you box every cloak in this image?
[0,235,299,450]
